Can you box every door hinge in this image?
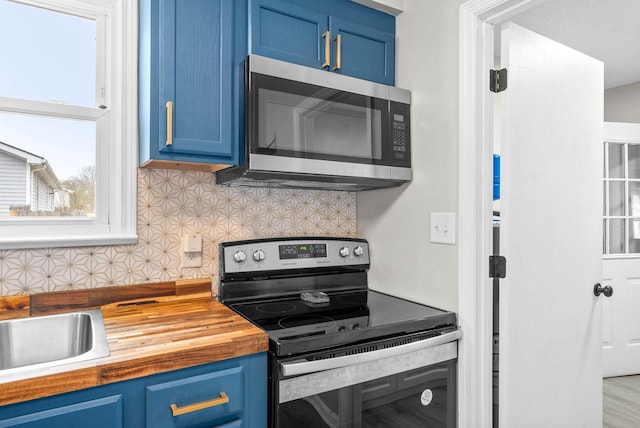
[489,255,506,278]
[490,68,508,93]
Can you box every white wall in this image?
[358,0,463,311]
[605,81,640,123]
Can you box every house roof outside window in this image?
[0,140,62,190]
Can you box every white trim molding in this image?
[350,0,404,15]
[0,0,138,249]
[458,0,551,426]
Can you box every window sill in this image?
[0,234,138,250]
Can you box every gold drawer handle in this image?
[333,34,341,71]
[322,31,331,68]
[170,392,229,416]
[166,101,173,146]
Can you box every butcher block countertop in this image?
[0,280,268,406]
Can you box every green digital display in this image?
[279,243,327,259]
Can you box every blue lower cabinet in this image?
[0,395,123,428]
[146,366,243,427]
[0,353,267,428]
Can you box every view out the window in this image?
[603,141,640,254]
[0,0,97,218]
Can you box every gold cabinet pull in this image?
[333,34,341,71]
[166,101,173,146]
[322,31,331,68]
[170,392,229,416]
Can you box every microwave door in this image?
[299,98,381,160]
[257,86,382,162]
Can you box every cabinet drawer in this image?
[146,366,244,428]
[0,395,123,428]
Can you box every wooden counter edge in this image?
[0,332,267,406]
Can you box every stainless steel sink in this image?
[0,309,110,380]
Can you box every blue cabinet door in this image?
[330,16,395,85]
[140,0,247,166]
[0,395,123,428]
[251,0,327,70]
[250,0,395,85]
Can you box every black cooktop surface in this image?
[228,289,457,356]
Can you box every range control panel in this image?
[220,238,369,275]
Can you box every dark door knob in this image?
[593,283,613,297]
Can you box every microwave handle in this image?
[281,329,461,377]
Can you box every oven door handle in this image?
[281,329,461,377]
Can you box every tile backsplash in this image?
[0,168,357,296]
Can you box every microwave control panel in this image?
[392,117,407,158]
[390,101,410,164]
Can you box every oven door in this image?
[272,330,459,428]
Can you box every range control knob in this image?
[233,250,247,263]
[253,249,266,262]
[353,246,364,257]
[339,246,350,257]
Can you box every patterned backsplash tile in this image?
[0,168,357,296]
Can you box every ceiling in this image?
[506,0,640,89]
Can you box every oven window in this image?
[276,361,456,428]
[252,74,386,163]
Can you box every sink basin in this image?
[0,309,110,379]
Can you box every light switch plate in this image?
[430,212,456,245]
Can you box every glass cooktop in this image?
[228,289,456,356]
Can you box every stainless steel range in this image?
[219,237,460,428]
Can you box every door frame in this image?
[458,0,552,426]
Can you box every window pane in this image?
[629,182,640,217]
[609,218,625,254]
[0,112,95,218]
[609,181,625,216]
[630,145,640,179]
[608,143,625,179]
[0,0,96,107]
[630,219,640,253]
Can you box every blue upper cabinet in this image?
[250,0,395,85]
[139,0,247,167]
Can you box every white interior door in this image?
[602,122,640,378]
[499,23,604,427]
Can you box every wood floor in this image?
[604,375,640,427]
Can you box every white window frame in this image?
[603,139,640,257]
[0,0,137,249]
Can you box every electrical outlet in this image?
[430,212,456,245]
[181,234,202,268]
[182,251,202,268]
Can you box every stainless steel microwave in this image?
[216,55,411,191]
